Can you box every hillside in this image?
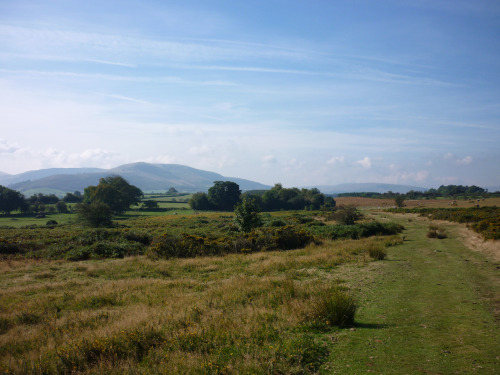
[2,163,270,195]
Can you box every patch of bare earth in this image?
[457,226,500,262]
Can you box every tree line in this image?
[337,184,492,200]
[189,182,336,212]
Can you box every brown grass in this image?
[0,236,402,374]
[335,196,500,209]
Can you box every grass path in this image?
[327,214,499,374]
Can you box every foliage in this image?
[75,201,113,228]
[310,221,404,240]
[55,200,68,213]
[395,195,405,208]
[338,184,488,200]
[207,181,241,211]
[142,199,159,210]
[84,176,143,213]
[234,197,263,232]
[189,192,211,210]
[389,206,500,240]
[63,191,83,203]
[256,183,333,211]
[28,193,59,205]
[331,205,363,225]
[0,185,29,214]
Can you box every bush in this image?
[46,220,58,227]
[75,202,113,227]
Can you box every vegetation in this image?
[83,176,143,214]
[337,184,491,200]
[389,206,500,240]
[233,197,263,233]
[0,185,29,214]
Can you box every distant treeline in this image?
[337,184,498,199]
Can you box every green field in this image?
[0,207,498,374]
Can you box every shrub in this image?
[46,220,58,226]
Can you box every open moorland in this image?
[0,198,499,374]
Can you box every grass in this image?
[0,209,498,373]
[0,235,393,374]
[325,214,499,374]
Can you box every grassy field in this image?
[335,196,500,209]
[0,201,499,373]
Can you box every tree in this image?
[84,176,143,213]
[189,192,211,210]
[0,186,28,214]
[234,197,263,233]
[207,181,241,211]
[63,192,83,203]
[167,187,178,195]
[55,200,69,213]
[142,200,159,210]
[75,201,113,227]
[395,195,405,208]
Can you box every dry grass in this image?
[0,236,402,374]
[335,196,500,209]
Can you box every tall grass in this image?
[0,234,401,374]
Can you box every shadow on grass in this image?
[353,322,389,329]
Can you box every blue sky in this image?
[1,0,499,188]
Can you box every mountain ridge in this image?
[0,163,271,195]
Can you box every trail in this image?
[327,214,500,374]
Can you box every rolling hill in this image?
[0,163,270,195]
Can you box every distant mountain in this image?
[0,167,104,186]
[2,163,270,196]
[313,183,427,195]
[0,171,11,177]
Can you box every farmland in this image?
[0,198,499,374]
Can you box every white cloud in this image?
[457,156,473,165]
[356,157,372,168]
[261,154,277,164]
[326,156,344,165]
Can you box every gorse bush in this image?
[310,221,404,240]
[147,225,315,259]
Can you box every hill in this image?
[1,163,270,195]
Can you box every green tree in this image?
[189,192,211,210]
[0,186,29,214]
[75,201,113,227]
[234,197,263,233]
[207,181,241,211]
[55,200,69,213]
[142,200,159,210]
[84,176,143,213]
[395,195,405,208]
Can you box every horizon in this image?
[1,161,498,191]
[1,1,499,187]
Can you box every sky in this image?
[1,0,499,188]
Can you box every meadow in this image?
[0,198,498,373]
